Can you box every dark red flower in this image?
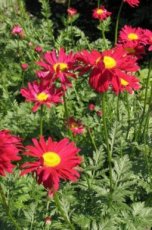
[21,137,81,195]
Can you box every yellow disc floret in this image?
[120,79,129,86]
[43,152,61,167]
[128,33,138,41]
[36,92,49,101]
[103,56,117,69]
[97,9,104,15]
[53,62,68,72]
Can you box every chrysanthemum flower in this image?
[37,48,75,89]
[20,81,62,112]
[123,0,140,7]
[92,6,111,21]
[119,25,146,45]
[67,117,85,136]
[89,46,140,94]
[117,42,145,59]
[0,130,21,176]
[21,137,81,195]
[144,29,152,51]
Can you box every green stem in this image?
[114,0,123,44]
[0,184,21,230]
[87,127,98,152]
[102,94,113,194]
[68,0,71,8]
[54,192,75,230]
[100,22,107,49]
[40,105,44,136]
[116,94,120,122]
[126,93,131,139]
[97,0,100,7]
[138,60,152,140]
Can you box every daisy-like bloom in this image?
[67,117,85,136]
[123,0,140,7]
[20,81,62,112]
[144,29,152,51]
[117,42,145,59]
[118,25,146,45]
[67,7,78,17]
[37,48,75,89]
[89,46,140,93]
[21,137,81,195]
[92,6,111,21]
[0,130,21,176]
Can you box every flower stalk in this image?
[114,0,124,44]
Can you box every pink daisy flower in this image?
[89,46,140,94]
[92,6,111,21]
[20,81,62,112]
[67,117,85,136]
[119,25,146,45]
[21,137,81,195]
[37,48,76,89]
[144,29,152,51]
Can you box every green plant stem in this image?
[87,127,98,152]
[114,0,123,44]
[54,192,75,230]
[126,93,131,139]
[116,94,120,122]
[102,94,113,194]
[68,0,71,8]
[138,60,152,139]
[97,0,100,7]
[0,184,21,230]
[100,22,107,49]
[63,94,73,139]
[40,105,44,136]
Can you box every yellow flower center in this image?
[36,92,48,101]
[42,152,61,167]
[96,9,104,15]
[128,33,138,41]
[53,62,68,72]
[120,78,129,86]
[103,56,117,69]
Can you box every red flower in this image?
[123,0,140,7]
[20,81,62,112]
[92,6,111,21]
[89,46,140,94]
[67,7,77,17]
[67,117,85,136]
[21,63,29,71]
[117,42,145,59]
[21,137,81,195]
[37,48,75,89]
[119,25,146,45]
[0,130,21,176]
